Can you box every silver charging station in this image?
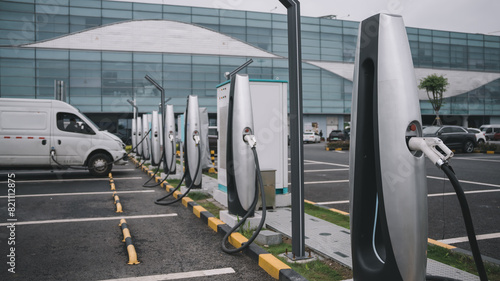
[350,13,427,281]
[142,114,151,160]
[184,95,202,189]
[226,74,256,217]
[151,110,161,166]
[136,116,143,157]
[163,104,176,174]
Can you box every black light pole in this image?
[144,75,165,118]
[279,0,306,260]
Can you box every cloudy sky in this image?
[152,0,500,35]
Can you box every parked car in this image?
[423,125,477,153]
[467,128,486,144]
[303,132,320,143]
[479,124,500,141]
[494,132,500,141]
[0,98,127,176]
[328,130,346,141]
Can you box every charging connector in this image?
[408,137,453,168]
[243,134,257,148]
[193,135,200,145]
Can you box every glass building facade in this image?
[1,0,499,132]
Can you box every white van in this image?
[0,98,127,176]
[479,124,500,141]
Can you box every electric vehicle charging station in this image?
[214,79,289,214]
[350,13,488,281]
[155,95,203,206]
[150,110,161,166]
[127,99,138,153]
[184,95,202,189]
[136,116,143,157]
[142,114,151,161]
[350,13,427,281]
[163,104,177,175]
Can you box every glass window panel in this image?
[36,4,68,15]
[450,38,467,45]
[450,32,467,39]
[164,54,191,64]
[468,40,483,47]
[0,86,36,97]
[71,0,100,8]
[163,13,191,22]
[133,3,159,12]
[419,29,432,35]
[133,53,162,63]
[133,11,161,20]
[220,10,245,18]
[36,49,68,59]
[220,18,245,27]
[192,7,218,16]
[247,11,270,20]
[0,2,33,12]
[247,19,271,28]
[102,1,132,10]
[70,7,101,17]
[102,52,132,62]
[192,15,218,25]
[102,9,132,19]
[342,27,358,36]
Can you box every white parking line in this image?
[304,160,349,168]
[288,179,349,185]
[315,200,350,205]
[99,268,235,281]
[427,176,500,188]
[0,176,143,184]
[314,189,500,206]
[438,232,500,244]
[288,168,349,173]
[453,157,500,163]
[0,214,177,226]
[0,190,155,199]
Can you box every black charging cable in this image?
[154,144,201,206]
[221,146,266,254]
[440,163,488,281]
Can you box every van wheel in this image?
[88,153,112,177]
[463,141,474,153]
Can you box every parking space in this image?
[0,163,274,281]
[292,142,500,261]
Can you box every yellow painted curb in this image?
[326,147,330,151]
[193,205,207,218]
[108,173,113,178]
[173,190,182,199]
[166,185,174,192]
[335,148,342,151]
[304,199,316,205]
[208,217,224,232]
[182,197,193,207]
[110,182,116,191]
[155,176,162,183]
[228,232,248,248]
[208,167,216,173]
[487,151,495,154]
[428,238,456,249]
[329,207,349,216]
[126,244,140,265]
[259,253,291,279]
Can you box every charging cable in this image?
[222,134,267,254]
[409,137,488,281]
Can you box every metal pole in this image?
[279,0,306,259]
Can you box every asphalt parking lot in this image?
[0,164,274,281]
[298,142,500,261]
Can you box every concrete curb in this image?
[135,157,306,281]
[118,219,140,265]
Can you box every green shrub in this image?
[478,142,498,152]
[327,140,350,150]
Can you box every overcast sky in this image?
[155,0,500,35]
